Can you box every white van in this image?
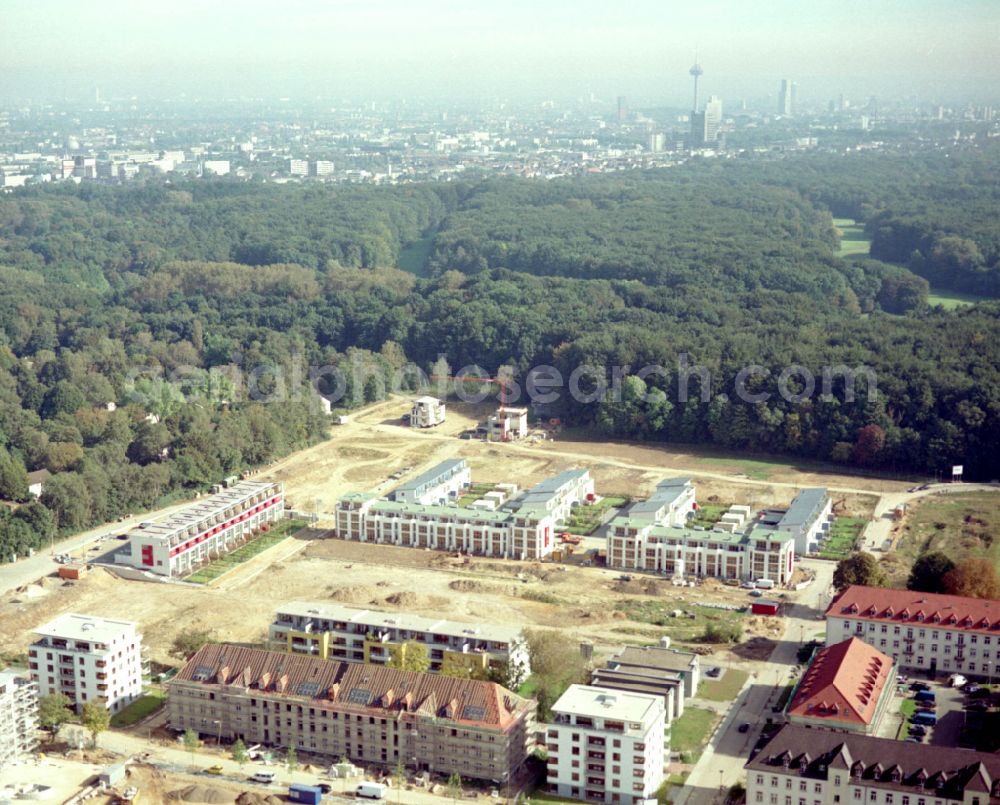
[755,579,776,590]
[250,770,276,784]
[356,782,387,799]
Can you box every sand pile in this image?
[167,784,233,803]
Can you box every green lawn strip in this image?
[110,689,167,728]
[697,669,750,702]
[185,519,306,584]
[562,496,628,535]
[690,504,728,528]
[670,706,721,760]
[899,698,917,739]
[775,683,795,710]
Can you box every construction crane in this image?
[431,372,512,441]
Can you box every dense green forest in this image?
[1,143,999,559]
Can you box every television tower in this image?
[689,57,704,112]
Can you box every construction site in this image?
[0,395,892,668]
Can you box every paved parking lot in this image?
[878,677,968,745]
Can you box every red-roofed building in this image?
[825,585,1000,678]
[786,637,896,734]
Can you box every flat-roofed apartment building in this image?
[758,488,832,555]
[785,637,896,735]
[334,469,593,560]
[607,521,795,585]
[591,643,700,722]
[747,723,1000,805]
[390,460,471,505]
[547,684,666,805]
[29,614,142,713]
[826,586,1000,678]
[169,644,535,782]
[117,480,283,577]
[0,669,38,770]
[269,602,530,682]
[606,477,795,585]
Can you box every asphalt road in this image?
[674,558,835,805]
[0,497,199,597]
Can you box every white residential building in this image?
[0,669,38,770]
[29,614,142,713]
[202,159,230,176]
[268,601,530,682]
[410,396,446,427]
[487,406,529,441]
[334,468,593,560]
[759,488,832,555]
[825,585,1000,678]
[390,459,470,505]
[287,158,309,176]
[116,481,283,577]
[547,684,666,805]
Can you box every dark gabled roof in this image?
[747,724,1000,800]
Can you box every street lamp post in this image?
[213,719,221,747]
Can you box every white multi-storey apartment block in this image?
[547,684,666,805]
[747,724,1000,805]
[605,477,795,584]
[825,585,1000,678]
[410,396,446,427]
[29,614,142,713]
[334,469,593,560]
[758,488,832,555]
[268,601,530,682]
[0,669,38,770]
[117,481,283,577]
[390,460,471,505]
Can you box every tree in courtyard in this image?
[907,552,956,593]
[833,552,885,592]
[447,772,463,803]
[286,744,298,774]
[231,738,248,767]
[183,729,201,766]
[37,693,73,741]
[387,640,430,673]
[81,701,110,747]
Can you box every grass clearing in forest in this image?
[834,217,871,257]
[926,288,986,309]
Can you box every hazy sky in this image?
[3,0,998,105]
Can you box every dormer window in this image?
[848,604,859,614]
[886,606,894,617]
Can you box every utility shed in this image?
[751,600,780,616]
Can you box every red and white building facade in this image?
[117,481,284,577]
[825,585,1000,678]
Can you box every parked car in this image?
[909,725,927,736]
[204,765,224,775]
[966,700,989,711]
[963,683,982,694]
[706,667,722,678]
[738,722,751,733]
[749,589,764,597]
[910,682,931,692]
[906,736,923,743]
[949,674,968,688]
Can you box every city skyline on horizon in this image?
[1,0,998,107]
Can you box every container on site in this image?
[289,783,323,804]
[355,782,386,799]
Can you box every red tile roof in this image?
[787,637,894,727]
[827,585,1000,634]
[171,643,532,731]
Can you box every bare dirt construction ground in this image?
[266,395,891,519]
[0,395,898,672]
